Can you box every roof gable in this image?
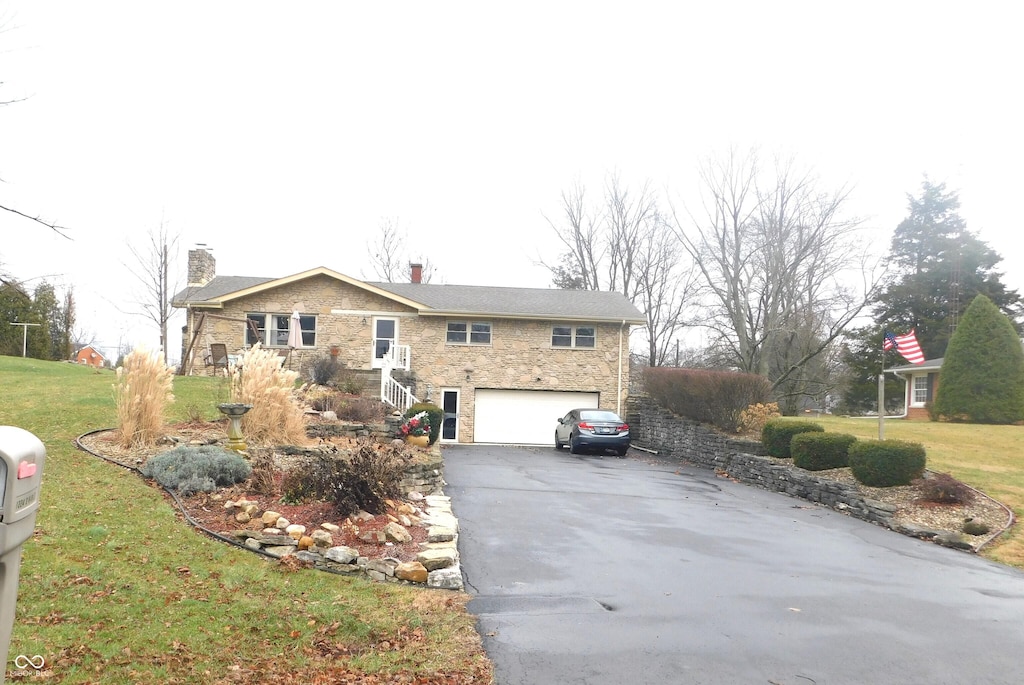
[172,267,426,311]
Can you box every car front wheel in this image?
[554,432,564,450]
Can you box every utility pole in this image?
[9,322,41,358]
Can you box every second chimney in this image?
[410,263,423,284]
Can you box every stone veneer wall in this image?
[625,395,897,527]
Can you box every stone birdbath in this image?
[217,403,252,452]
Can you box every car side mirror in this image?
[556,418,563,424]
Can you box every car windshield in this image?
[579,410,621,423]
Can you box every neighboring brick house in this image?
[75,345,106,369]
[172,249,645,445]
[890,358,943,420]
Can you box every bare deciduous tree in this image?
[543,174,696,366]
[364,217,434,283]
[124,222,179,364]
[671,149,885,402]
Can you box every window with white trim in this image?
[552,325,596,348]
[447,321,491,345]
[913,375,928,405]
[246,313,317,347]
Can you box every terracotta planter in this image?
[404,434,429,448]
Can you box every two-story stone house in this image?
[172,249,645,445]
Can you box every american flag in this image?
[883,329,925,365]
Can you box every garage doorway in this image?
[474,389,599,445]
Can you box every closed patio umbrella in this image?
[287,311,302,349]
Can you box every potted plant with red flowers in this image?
[399,411,432,448]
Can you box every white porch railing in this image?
[380,344,417,411]
[387,344,411,371]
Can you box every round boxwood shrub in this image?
[848,439,926,487]
[405,402,444,445]
[791,432,857,471]
[761,419,824,458]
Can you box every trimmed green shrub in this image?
[761,419,824,458]
[962,520,991,536]
[791,432,857,471]
[141,445,252,496]
[933,294,1024,424]
[405,402,443,445]
[642,367,772,432]
[848,439,926,487]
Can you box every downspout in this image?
[617,320,625,415]
[890,369,910,419]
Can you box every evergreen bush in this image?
[405,401,444,444]
[141,445,252,496]
[848,439,926,487]
[642,368,771,432]
[933,294,1024,424]
[791,432,857,471]
[761,419,824,458]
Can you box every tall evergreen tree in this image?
[873,179,1021,360]
[933,295,1024,424]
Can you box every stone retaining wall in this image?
[302,418,446,496]
[625,396,897,527]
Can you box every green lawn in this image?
[803,415,1024,567]
[0,356,491,684]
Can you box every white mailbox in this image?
[0,426,46,682]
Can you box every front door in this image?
[441,389,459,442]
[371,317,397,368]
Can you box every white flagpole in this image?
[878,339,885,440]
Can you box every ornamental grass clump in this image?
[114,347,175,449]
[231,343,306,446]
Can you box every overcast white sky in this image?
[2,1,1021,362]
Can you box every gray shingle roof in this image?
[173,270,645,323]
[367,281,645,322]
[172,276,275,306]
[890,357,943,373]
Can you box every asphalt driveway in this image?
[442,444,1024,685]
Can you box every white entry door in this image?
[371,317,397,368]
[474,389,599,445]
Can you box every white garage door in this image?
[474,389,599,445]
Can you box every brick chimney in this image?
[188,248,216,287]
[410,262,423,284]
